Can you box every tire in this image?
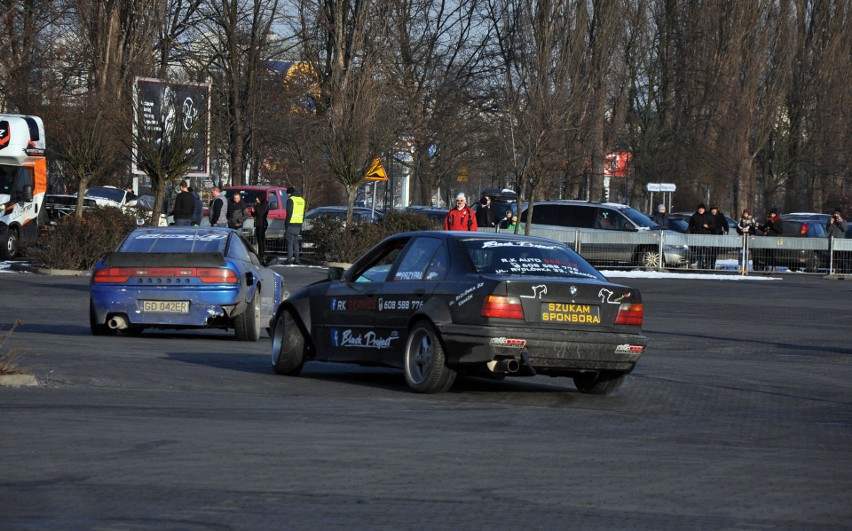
[573,371,625,395]
[234,290,261,341]
[403,322,456,394]
[635,247,661,269]
[1,228,18,260]
[271,308,306,375]
[89,299,115,336]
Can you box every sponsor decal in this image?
[490,337,527,348]
[377,298,424,312]
[136,232,227,241]
[520,285,548,299]
[615,344,644,354]
[541,303,601,323]
[449,282,484,307]
[570,285,578,296]
[598,288,630,304]
[331,328,400,349]
[331,298,378,311]
[482,240,560,250]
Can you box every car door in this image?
[314,239,407,364]
[374,236,445,366]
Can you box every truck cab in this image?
[0,115,46,259]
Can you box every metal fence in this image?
[491,225,852,275]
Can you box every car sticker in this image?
[330,328,400,349]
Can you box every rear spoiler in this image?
[103,252,227,268]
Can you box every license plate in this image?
[540,302,601,324]
[142,300,189,313]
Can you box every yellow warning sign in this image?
[364,157,388,181]
[457,166,469,182]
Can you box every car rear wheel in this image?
[272,308,305,375]
[635,247,661,269]
[404,322,456,393]
[573,371,624,395]
[89,299,115,336]
[234,290,261,341]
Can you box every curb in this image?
[0,374,38,387]
[9,263,89,276]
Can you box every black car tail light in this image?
[615,303,643,326]
[481,295,524,319]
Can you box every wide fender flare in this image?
[274,296,314,347]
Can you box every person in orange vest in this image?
[444,193,478,231]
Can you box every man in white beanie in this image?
[444,192,478,231]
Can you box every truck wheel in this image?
[573,371,624,395]
[1,228,18,260]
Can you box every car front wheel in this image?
[1,228,18,260]
[573,371,625,395]
[404,322,456,393]
[635,247,661,269]
[272,308,305,375]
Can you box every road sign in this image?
[364,157,387,181]
[646,183,676,192]
[457,166,468,183]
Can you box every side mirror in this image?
[625,224,638,232]
[328,266,345,281]
[22,185,34,203]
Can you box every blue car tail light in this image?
[93,267,239,284]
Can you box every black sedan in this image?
[271,231,647,394]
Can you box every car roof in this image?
[524,199,633,210]
[223,185,287,190]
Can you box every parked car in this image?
[520,200,690,268]
[45,186,170,226]
[403,205,448,226]
[300,206,384,255]
[90,226,284,340]
[750,214,835,272]
[270,230,647,394]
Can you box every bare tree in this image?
[295,0,393,220]
[197,0,281,187]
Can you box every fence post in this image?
[829,235,835,274]
[658,231,665,272]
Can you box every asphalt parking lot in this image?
[1,267,851,529]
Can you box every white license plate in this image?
[142,300,189,313]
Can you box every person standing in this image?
[170,180,195,226]
[285,188,305,264]
[189,187,203,226]
[499,210,516,231]
[708,206,728,269]
[228,192,248,229]
[760,208,783,273]
[444,193,478,231]
[476,195,496,229]
[737,209,758,274]
[209,187,228,227]
[652,204,667,227]
[688,203,715,269]
[253,195,270,262]
[827,208,848,273]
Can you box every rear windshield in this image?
[119,229,229,253]
[462,238,604,280]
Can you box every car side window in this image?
[425,244,450,280]
[353,242,406,282]
[227,234,253,262]
[268,192,279,210]
[392,237,442,281]
[595,208,623,230]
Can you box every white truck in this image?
[0,115,47,259]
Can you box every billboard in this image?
[133,77,210,176]
[603,151,632,177]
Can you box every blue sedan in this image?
[90,227,284,340]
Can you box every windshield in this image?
[0,164,21,195]
[85,187,126,203]
[462,238,604,280]
[620,206,662,229]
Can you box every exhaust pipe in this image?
[487,358,520,374]
[108,315,129,330]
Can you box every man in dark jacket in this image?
[170,181,195,226]
[708,206,728,269]
[476,195,496,229]
[688,203,715,269]
[189,187,203,226]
